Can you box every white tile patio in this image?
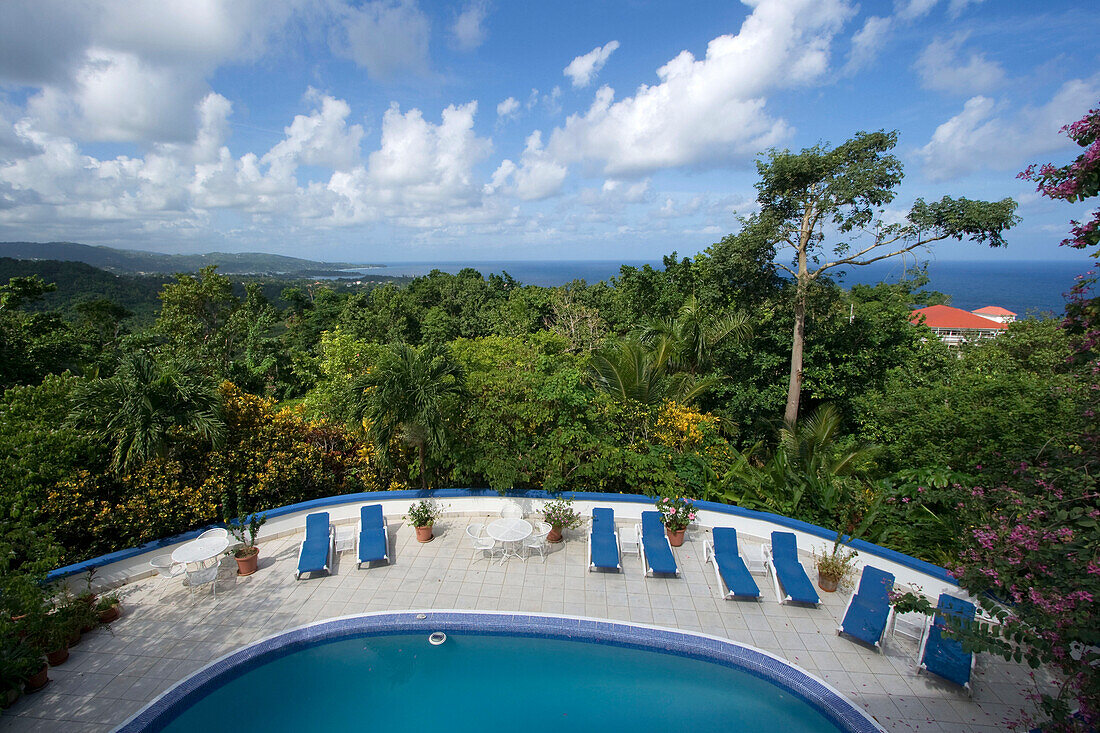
[0,515,1045,732]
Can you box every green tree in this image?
[588,338,717,408]
[351,342,466,490]
[746,130,1019,424]
[68,351,226,475]
[639,293,751,375]
[154,266,239,373]
[0,275,77,389]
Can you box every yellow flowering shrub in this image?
[42,381,387,563]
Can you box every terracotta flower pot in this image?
[817,573,839,593]
[415,525,434,543]
[547,525,564,543]
[67,629,81,647]
[46,646,69,667]
[666,527,686,547]
[235,548,259,576]
[24,664,48,693]
[2,687,19,709]
[97,604,121,624]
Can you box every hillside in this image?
[0,241,380,276]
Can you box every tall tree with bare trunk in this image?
[748,130,1020,425]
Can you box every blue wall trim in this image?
[46,488,956,585]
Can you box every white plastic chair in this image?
[149,554,185,595]
[198,528,229,541]
[149,554,185,579]
[186,562,218,598]
[500,504,523,519]
[466,523,499,562]
[523,522,551,562]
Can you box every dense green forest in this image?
[0,247,1083,562]
[1,125,1097,728]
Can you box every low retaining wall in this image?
[47,489,957,598]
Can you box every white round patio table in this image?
[171,536,229,568]
[486,518,532,564]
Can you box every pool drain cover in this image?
[428,632,447,645]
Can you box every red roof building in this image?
[910,304,1007,346]
[971,305,1017,324]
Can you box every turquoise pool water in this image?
[159,632,844,732]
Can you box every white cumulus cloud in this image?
[915,34,1005,96]
[451,1,489,51]
[496,97,520,120]
[563,41,620,88]
[331,0,431,80]
[547,0,855,177]
[919,77,1100,181]
[488,131,567,201]
[845,16,892,73]
[0,92,497,236]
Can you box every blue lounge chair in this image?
[637,511,679,577]
[356,504,389,569]
[838,565,895,651]
[706,527,760,600]
[765,532,820,605]
[295,512,334,580]
[588,508,622,572]
[918,594,977,695]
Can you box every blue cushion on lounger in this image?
[770,532,819,605]
[922,594,975,689]
[641,511,678,575]
[590,508,619,570]
[358,527,388,563]
[840,566,894,645]
[297,512,330,575]
[712,527,759,598]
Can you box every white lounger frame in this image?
[587,525,622,572]
[836,589,895,653]
[762,544,820,606]
[915,614,975,697]
[295,524,335,580]
[705,540,762,601]
[635,523,680,578]
[355,511,390,568]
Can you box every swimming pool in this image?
[118,612,884,733]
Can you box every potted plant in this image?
[813,537,859,592]
[656,496,696,547]
[406,500,443,542]
[22,611,69,668]
[95,593,122,624]
[541,497,582,543]
[230,513,267,577]
[0,635,43,705]
[223,485,267,576]
[55,596,97,647]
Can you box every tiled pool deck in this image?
[1,516,1043,732]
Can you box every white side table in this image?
[619,525,640,555]
[334,526,356,553]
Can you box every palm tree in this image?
[352,343,466,490]
[588,338,717,407]
[68,351,225,475]
[638,294,751,375]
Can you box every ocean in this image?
[357,258,1094,317]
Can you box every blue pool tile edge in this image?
[115,611,886,733]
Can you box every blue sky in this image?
[0,0,1097,264]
